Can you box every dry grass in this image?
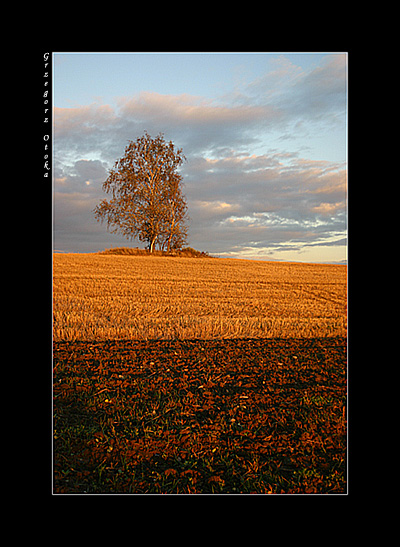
[53,254,347,341]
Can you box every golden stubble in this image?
[53,254,347,341]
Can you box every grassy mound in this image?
[97,246,211,258]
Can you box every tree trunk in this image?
[166,211,176,253]
[149,237,156,253]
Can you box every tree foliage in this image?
[94,132,188,252]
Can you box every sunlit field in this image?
[53,254,347,341]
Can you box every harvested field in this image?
[53,337,346,494]
[53,254,347,494]
[53,254,347,340]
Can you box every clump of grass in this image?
[97,247,147,256]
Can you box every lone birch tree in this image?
[94,132,188,252]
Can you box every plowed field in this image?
[53,337,346,494]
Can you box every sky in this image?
[53,52,347,263]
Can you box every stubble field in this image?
[53,253,347,494]
[53,254,347,341]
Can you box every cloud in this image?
[54,91,281,165]
[55,159,108,193]
[119,92,271,125]
[54,104,117,151]
[244,56,304,104]
[240,54,347,124]
[294,55,347,115]
[194,200,241,217]
[116,92,282,158]
[182,150,346,258]
[311,202,344,215]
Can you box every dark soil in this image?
[53,337,346,494]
